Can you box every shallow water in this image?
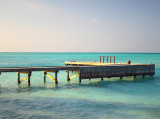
[0,53,160,119]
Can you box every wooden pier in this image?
[0,56,155,86]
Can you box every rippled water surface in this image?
[0,52,160,119]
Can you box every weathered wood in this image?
[44,71,56,72]
[18,72,29,74]
[67,70,70,81]
[100,77,103,81]
[17,71,31,86]
[150,74,153,77]
[55,71,58,84]
[143,75,145,78]
[120,77,123,80]
[133,76,136,79]
[17,72,20,84]
[28,72,31,86]
[79,65,155,79]
[70,74,79,80]
[0,63,155,85]
[46,73,55,82]
[79,70,81,83]
[20,76,28,83]
[43,71,46,83]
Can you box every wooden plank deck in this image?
[0,62,155,86]
[65,61,150,66]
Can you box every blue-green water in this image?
[0,52,160,119]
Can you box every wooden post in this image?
[110,56,111,63]
[100,56,101,63]
[71,65,73,73]
[150,74,153,77]
[43,71,46,83]
[114,56,115,64]
[17,72,20,84]
[143,75,145,78]
[133,76,136,79]
[103,56,104,63]
[67,70,70,81]
[55,71,58,84]
[79,70,81,83]
[100,77,103,81]
[107,56,108,63]
[28,71,31,87]
[88,78,91,80]
[120,77,123,80]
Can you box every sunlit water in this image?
[0,52,160,119]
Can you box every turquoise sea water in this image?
[0,52,160,119]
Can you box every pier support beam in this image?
[100,77,103,81]
[133,76,136,79]
[150,74,153,77]
[28,71,31,86]
[120,77,123,80]
[43,71,46,83]
[143,75,145,78]
[67,70,70,81]
[79,70,81,83]
[43,71,58,84]
[17,72,20,84]
[55,71,58,84]
[17,71,32,87]
[66,70,80,82]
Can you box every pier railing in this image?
[100,56,115,63]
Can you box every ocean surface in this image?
[0,52,160,119]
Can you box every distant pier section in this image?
[0,56,155,86]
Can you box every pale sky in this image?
[0,0,160,52]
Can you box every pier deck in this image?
[0,56,155,86]
[0,63,155,86]
[65,61,150,66]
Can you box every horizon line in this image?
[0,52,160,54]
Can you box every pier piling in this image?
[79,70,81,83]
[100,77,103,81]
[28,71,31,86]
[44,71,58,84]
[17,72,20,84]
[120,77,123,80]
[43,71,46,83]
[67,70,70,81]
[55,71,58,84]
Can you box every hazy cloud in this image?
[90,18,98,23]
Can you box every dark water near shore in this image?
[0,52,160,119]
